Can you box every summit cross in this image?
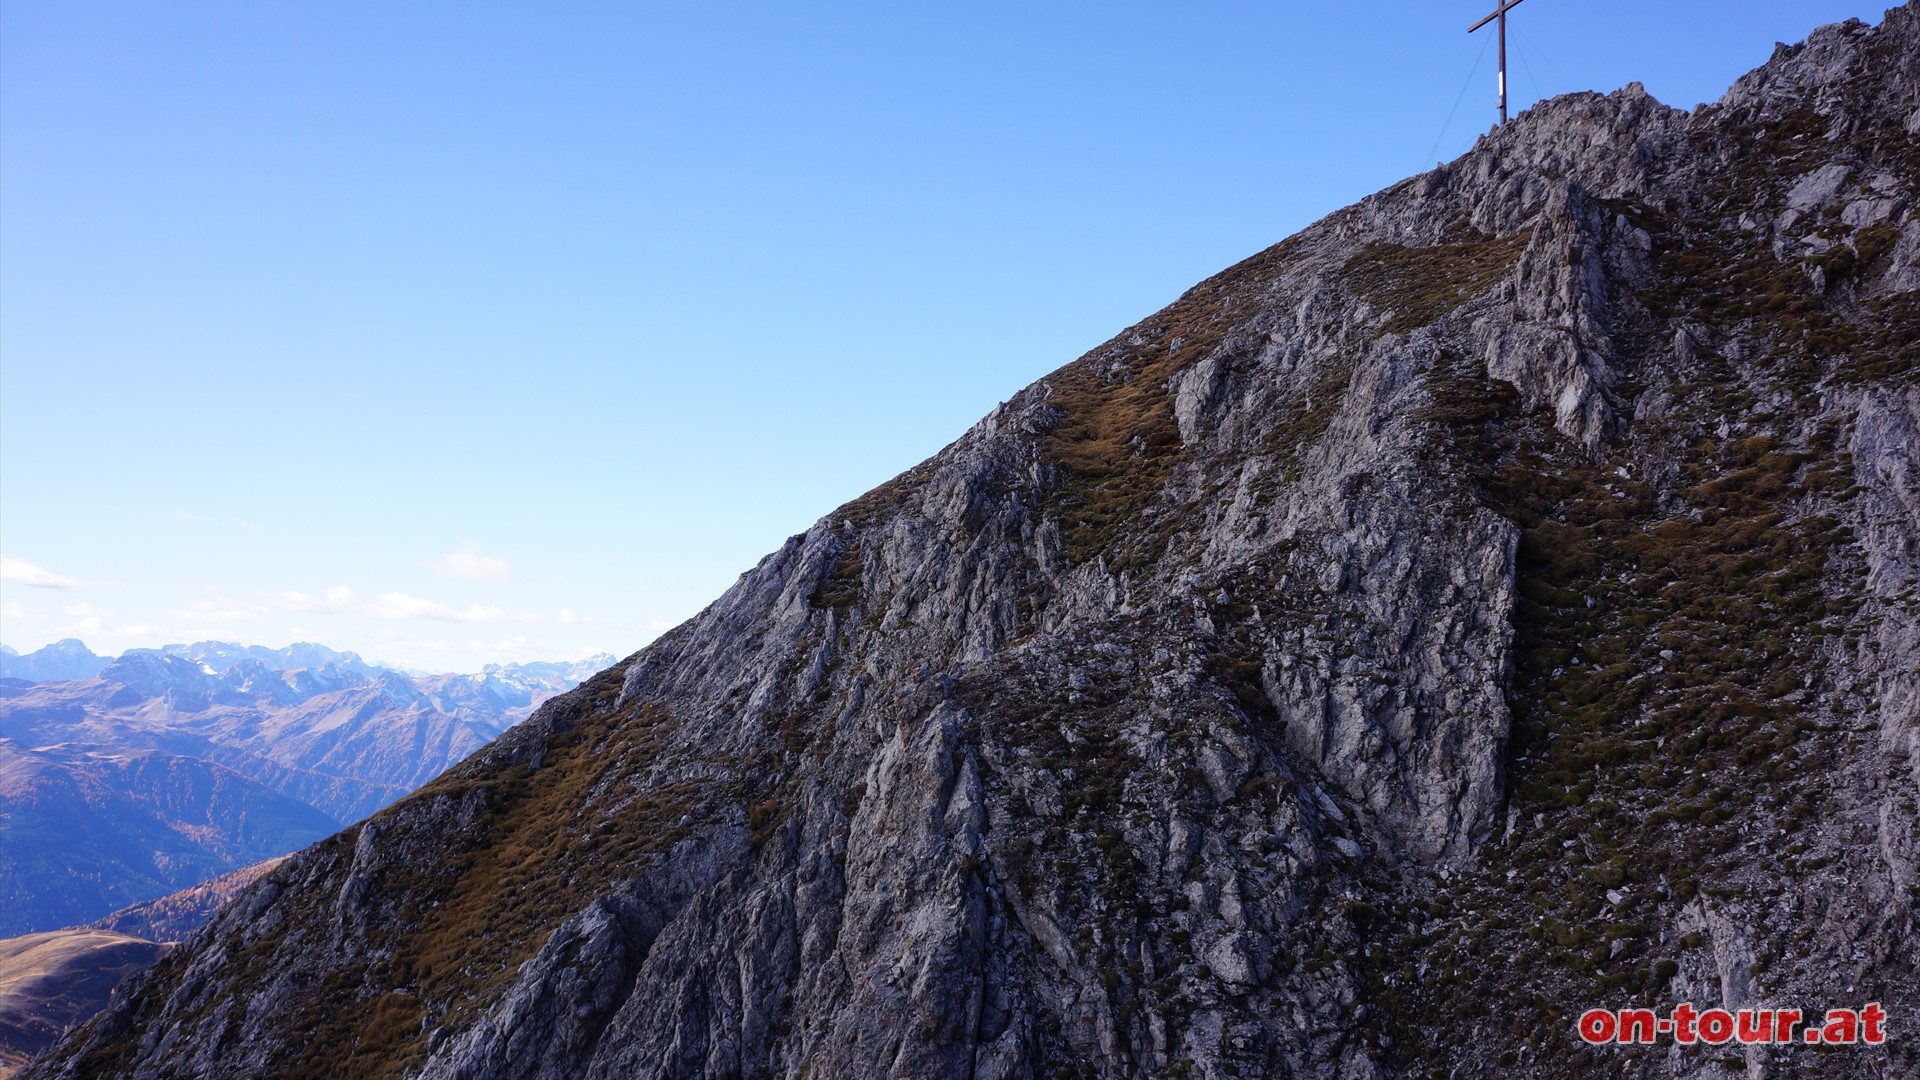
[1469,0,1529,126]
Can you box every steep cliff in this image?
[29,7,1920,1078]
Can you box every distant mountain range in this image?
[0,643,107,685]
[0,638,576,683]
[0,641,614,936]
[0,742,334,939]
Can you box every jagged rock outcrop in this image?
[27,7,1920,1079]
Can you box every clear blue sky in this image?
[0,0,1891,672]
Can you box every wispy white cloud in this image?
[428,543,510,582]
[278,586,359,615]
[1,556,82,590]
[55,602,167,641]
[364,631,609,671]
[173,597,265,622]
[1,600,32,620]
[278,584,545,624]
[556,607,587,624]
[372,629,456,653]
[469,634,532,656]
[367,593,544,624]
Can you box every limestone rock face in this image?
[28,6,1920,1079]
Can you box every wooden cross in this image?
[1469,0,1529,126]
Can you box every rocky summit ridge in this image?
[28,7,1920,1078]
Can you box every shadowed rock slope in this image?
[30,8,1920,1079]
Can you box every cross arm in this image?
[1468,0,1527,34]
